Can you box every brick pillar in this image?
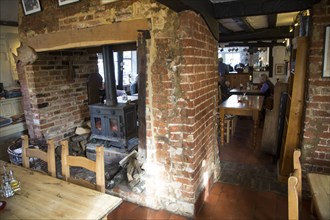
[302,0,330,175]
[144,11,220,216]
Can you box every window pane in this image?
[123,51,131,58]
[123,59,132,85]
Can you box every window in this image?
[97,50,137,87]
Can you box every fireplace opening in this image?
[84,44,142,192]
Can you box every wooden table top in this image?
[219,95,264,112]
[0,160,122,219]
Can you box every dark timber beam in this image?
[0,20,18,26]
[219,23,233,34]
[267,14,277,28]
[156,0,219,40]
[225,42,285,47]
[219,26,293,42]
[232,17,254,32]
[214,0,321,19]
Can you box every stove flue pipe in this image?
[102,45,118,106]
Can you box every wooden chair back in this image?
[288,149,302,220]
[61,140,105,193]
[21,135,56,177]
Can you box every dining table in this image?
[0,160,122,219]
[219,95,264,148]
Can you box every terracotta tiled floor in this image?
[108,117,313,220]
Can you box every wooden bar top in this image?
[0,160,122,219]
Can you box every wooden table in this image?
[307,173,330,220]
[219,95,264,148]
[0,160,122,219]
[229,88,264,96]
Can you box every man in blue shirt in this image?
[260,73,274,97]
[260,73,274,111]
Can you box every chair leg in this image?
[233,117,238,135]
[231,118,235,136]
[226,120,230,143]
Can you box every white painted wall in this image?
[0,25,20,89]
[253,46,288,85]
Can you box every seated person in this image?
[260,74,275,115]
[260,73,274,97]
[219,76,230,102]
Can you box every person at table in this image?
[219,76,230,102]
[260,73,274,97]
[218,58,229,76]
[260,73,275,113]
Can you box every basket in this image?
[7,139,23,165]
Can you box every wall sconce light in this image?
[289,26,293,32]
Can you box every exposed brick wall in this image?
[144,11,219,215]
[19,49,98,142]
[17,0,220,216]
[302,0,330,175]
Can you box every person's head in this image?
[260,73,268,83]
[225,80,230,87]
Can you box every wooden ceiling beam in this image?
[219,23,233,34]
[267,14,277,28]
[0,20,18,26]
[224,42,285,47]
[214,0,321,19]
[156,0,219,40]
[219,26,293,42]
[232,17,254,32]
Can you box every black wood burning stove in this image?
[86,45,138,164]
[89,103,137,148]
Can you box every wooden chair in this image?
[288,149,301,220]
[21,135,56,177]
[61,140,105,193]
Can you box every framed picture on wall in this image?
[322,26,330,77]
[58,0,80,6]
[275,64,285,75]
[21,0,42,15]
